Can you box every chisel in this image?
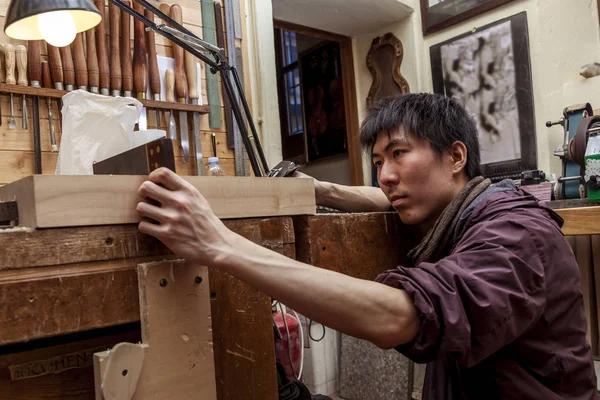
[59,44,75,91]
[86,27,100,93]
[185,42,202,174]
[120,0,133,98]
[27,41,42,174]
[133,0,147,130]
[73,33,88,91]
[109,1,121,97]
[42,61,58,152]
[15,44,27,130]
[145,8,161,130]
[47,44,64,91]
[165,68,176,141]
[4,44,16,129]
[171,4,189,163]
[95,0,110,96]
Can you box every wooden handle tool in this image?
[120,0,133,97]
[145,8,160,128]
[16,45,28,87]
[109,1,122,96]
[5,44,16,129]
[170,4,187,103]
[60,45,75,91]
[95,0,110,95]
[72,33,88,90]
[86,27,100,93]
[0,44,5,83]
[132,0,147,99]
[42,61,58,152]
[47,44,63,90]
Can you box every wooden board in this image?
[0,174,315,228]
[94,261,217,400]
[0,326,141,400]
[555,207,600,235]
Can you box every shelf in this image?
[0,83,210,114]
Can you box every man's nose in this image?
[378,162,399,186]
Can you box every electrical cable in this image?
[290,309,304,381]
[278,302,298,380]
[308,319,326,342]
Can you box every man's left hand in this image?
[136,167,234,266]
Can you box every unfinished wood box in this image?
[0,175,316,228]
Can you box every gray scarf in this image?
[408,176,491,266]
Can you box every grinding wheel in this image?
[570,116,600,167]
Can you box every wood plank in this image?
[0,216,295,271]
[0,174,314,227]
[556,207,600,235]
[0,326,141,400]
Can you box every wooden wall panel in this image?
[0,0,234,185]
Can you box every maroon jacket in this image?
[376,183,598,399]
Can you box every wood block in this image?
[94,260,217,400]
[0,174,315,228]
[556,207,600,235]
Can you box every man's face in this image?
[372,127,461,230]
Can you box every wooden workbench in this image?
[0,206,599,399]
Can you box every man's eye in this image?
[373,160,382,167]
[393,149,404,158]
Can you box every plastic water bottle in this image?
[205,157,226,176]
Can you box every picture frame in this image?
[299,41,348,163]
[420,0,515,36]
[430,11,536,181]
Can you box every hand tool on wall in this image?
[0,44,4,127]
[121,0,133,98]
[59,44,75,91]
[185,40,202,174]
[214,2,234,148]
[86,26,100,94]
[133,0,148,130]
[15,44,28,130]
[171,4,189,163]
[145,8,161,130]
[109,1,122,97]
[42,61,58,152]
[28,41,42,174]
[73,33,88,91]
[95,0,110,96]
[47,44,64,90]
[5,44,16,129]
[165,68,176,141]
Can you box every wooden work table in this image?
[0,205,598,399]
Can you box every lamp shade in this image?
[4,0,102,41]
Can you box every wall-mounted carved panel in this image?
[366,33,410,108]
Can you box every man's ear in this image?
[448,141,468,176]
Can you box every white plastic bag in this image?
[55,90,143,175]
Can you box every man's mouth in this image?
[389,195,408,208]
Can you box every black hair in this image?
[360,93,482,179]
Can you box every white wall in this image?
[353,0,600,185]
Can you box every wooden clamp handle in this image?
[185,52,198,102]
[86,28,100,91]
[73,33,88,89]
[59,45,75,89]
[95,0,110,93]
[132,0,147,98]
[145,8,160,99]
[0,44,5,83]
[120,0,133,95]
[42,61,52,89]
[4,44,15,85]
[47,44,63,90]
[16,45,28,86]
[165,68,175,103]
[170,4,187,102]
[109,1,122,95]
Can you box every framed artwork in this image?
[299,41,348,163]
[420,0,515,35]
[430,12,536,181]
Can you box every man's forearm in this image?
[214,232,419,349]
[317,181,391,213]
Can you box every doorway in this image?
[273,20,363,186]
